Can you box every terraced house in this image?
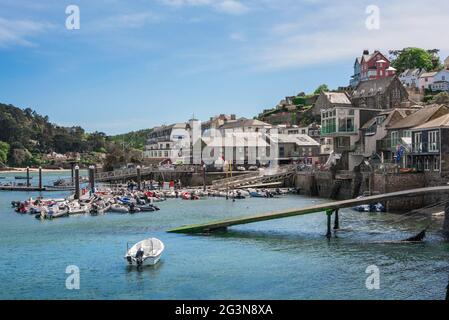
[411,113,449,175]
[387,104,449,168]
[321,76,409,170]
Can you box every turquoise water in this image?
[0,171,448,300]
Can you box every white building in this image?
[431,69,449,92]
[419,71,438,91]
[399,68,424,88]
[144,122,191,164]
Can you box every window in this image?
[376,116,386,125]
[424,158,430,171]
[434,157,440,171]
[428,130,439,152]
[414,132,422,152]
[403,130,411,138]
[391,131,399,148]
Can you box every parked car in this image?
[236,166,246,171]
[248,166,258,171]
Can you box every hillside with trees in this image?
[108,128,153,151]
[0,103,146,169]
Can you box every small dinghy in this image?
[35,204,69,220]
[125,238,164,267]
[110,204,130,213]
[68,201,90,215]
[137,203,160,212]
[90,201,111,215]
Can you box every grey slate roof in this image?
[388,104,446,130]
[352,77,396,98]
[323,92,351,105]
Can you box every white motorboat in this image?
[110,204,130,213]
[125,238,164,266]
[68,201,90,215]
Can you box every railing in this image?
[211,171,260,186]
[411,142,439,154]
[321,125,358,136]
[95,165,198,181]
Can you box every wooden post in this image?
[26,166,30,187]
[333,209,340,230]
[88,165,95,193]
[38,166,43,190]
[74,165,80,200]
[136,165,141,191]
[326,209,333,240]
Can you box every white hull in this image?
[125,253,162,266]
[124,237,164,267]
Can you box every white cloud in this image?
[0,17,52,48]
[95,12,162,29]
[161,0,249,15]
[216,0,248,15]
[250,0,449,70]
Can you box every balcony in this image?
[321,124,358,136]
[411,142,439,154]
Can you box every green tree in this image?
[390,48,438,73]
[314,84,329,95]
[0,141,10,166]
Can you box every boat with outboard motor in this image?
[125,238,164,266]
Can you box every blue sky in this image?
[1,0,448,134]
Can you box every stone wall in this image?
[295,170,449,212]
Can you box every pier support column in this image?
[443,201,449,240]
[136,165,142,191]
[74,165,80,200]
[334,209,340,230]
[202,164,206,191]
[26,166,30,187]
[326,209,333,240]
[38,166,42,190]
[88,165,95,193]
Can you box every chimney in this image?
[363,49,369,55]
[231,114,236,120]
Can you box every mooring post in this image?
[136,165,142,191]
[26,166,30,187]
[71,163,75,185]
[334,208,340,230]
[326,209,333,240]
[74,165,80,200]
[88,165,95,193]
[38,166,43,190]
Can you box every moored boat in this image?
[125,238,164,267]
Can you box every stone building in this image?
[351,76,409,110]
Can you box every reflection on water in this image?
[0,171,448,300]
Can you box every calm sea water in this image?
[0,171,448,300]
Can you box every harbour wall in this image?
[294,171,449,212]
